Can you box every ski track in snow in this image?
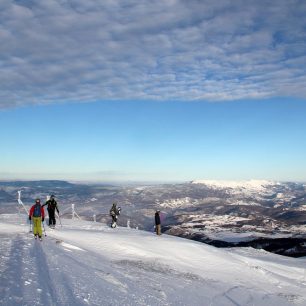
[1,214,306,306]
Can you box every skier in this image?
[29,199,45,240]
[155,210,161,235]
[109,203,121,228]
[43,194,59,228]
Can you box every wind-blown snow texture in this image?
[1,214,306,306]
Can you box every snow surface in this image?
[158,197,221,209]
[1,214,306,306]
[191,179,276,191]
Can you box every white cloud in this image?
[0,0,306,108]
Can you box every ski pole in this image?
[29,219,32,233]
[57,212,62,227]
[42,220,47,237]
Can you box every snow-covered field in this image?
[1,214,306,306]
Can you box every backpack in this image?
[48,200,57,210]
[33,203,41,217]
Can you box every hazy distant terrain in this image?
[1,179,306,256]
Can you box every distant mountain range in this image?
[1,179,306,256]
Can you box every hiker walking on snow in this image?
[29,199,45,240]
[155,210,161,235]
[110,203,121,228]
[43,195,59,228]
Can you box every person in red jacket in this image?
[29,199,45,240]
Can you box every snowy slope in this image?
[1,214,306,306]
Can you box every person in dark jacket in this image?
[155,210,161,235]
[43,195,59,228]
[109,203,121,228]
[29,199,45,240]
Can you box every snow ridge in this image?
[192,179,276,191]
[1,214,306,306]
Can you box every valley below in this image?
[1,179,306,257]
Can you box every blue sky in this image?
[0,1,306,182]
[1,99,306,182]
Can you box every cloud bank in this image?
[1,0,306,108]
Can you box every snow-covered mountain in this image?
[190,179,283,200]
[1,180,306,257]
[1,214,306,306]
[191,179,276,190]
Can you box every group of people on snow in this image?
[29,196,162,240]
[28,195,60,240]
[109,202,162,235]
